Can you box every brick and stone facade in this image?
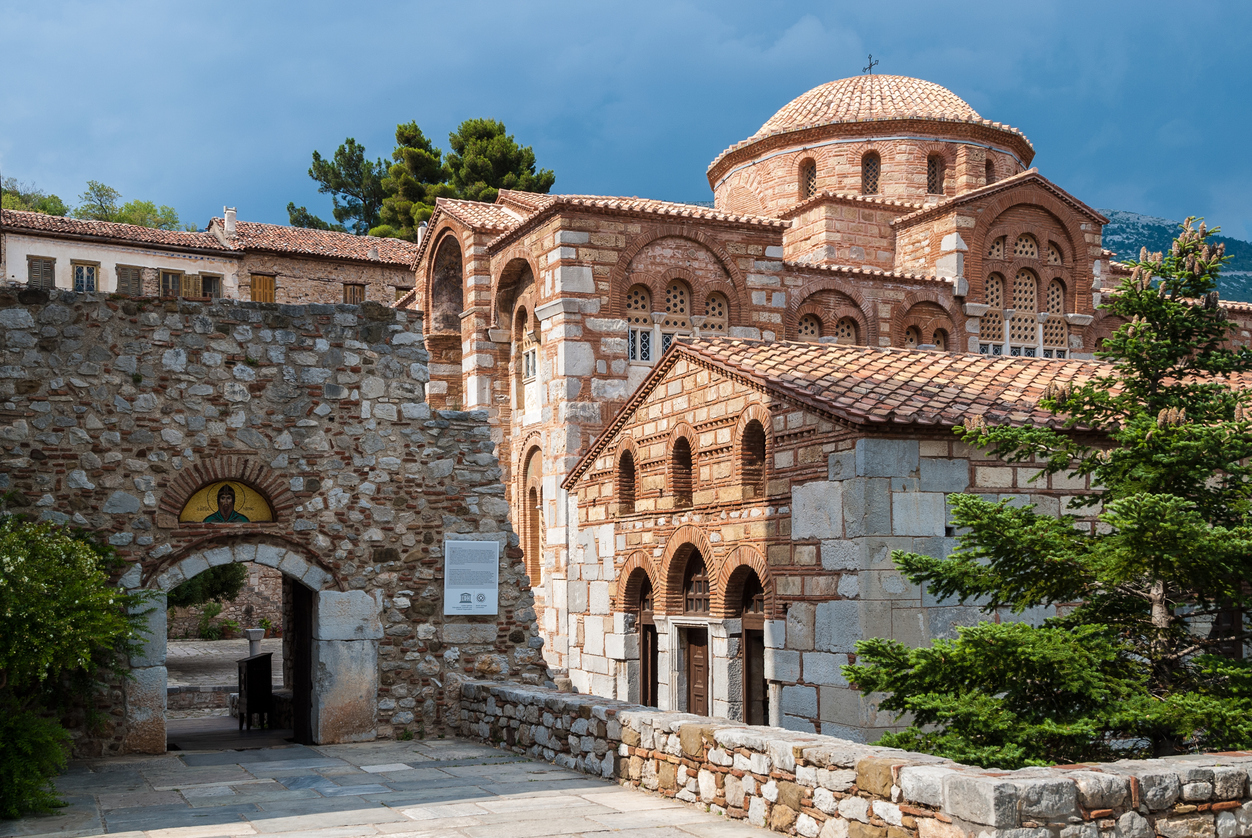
[0,287,545,755]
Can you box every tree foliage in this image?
[444,118,555,205]
[0,517,148,817]
[167,562,247,610]
[68,181,193,230]
[300,138,387,235]
[286,202,346,232]
[295,118,554,241]
[1,178,67,216]
[845,220,1252,767]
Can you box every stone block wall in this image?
[238,253,414,307]
[0,286,547,755]
[461,679,1252,838]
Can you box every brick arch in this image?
[623,272,663,313]
[1084,309,1124,353]
[893,289,962,347]
[733,404,773,489]
[146,534,342,593]
[160,457,295,522]
[788,280,874,343]
[492,252,540,330]
[422,224,472,334]
[613,551,657,611]
[614,436,640,514]
[608,226,746,317]
[711,545,774,619]
[657,524,718,615]
[667,422,698,503]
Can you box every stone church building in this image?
[404,73,1252,739]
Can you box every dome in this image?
[753,75,984,139]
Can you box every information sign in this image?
[443,540,500,615]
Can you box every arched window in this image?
[1008,269,1039,355]
[987,236,1005,260]
[704,293,729,333]
[799,158,817,199]
[741,419,766,498]
[979,273,1005,355]
[1043,279,1069,358]
[927,155,945,195]
[617,449,636,514]
[932,329,948,351]
[523,448,543,585]
[904,326,921,349]
[518,313,540,414]
[835,317,859,345]
[626,284,652,362]
[684,554,710,615]
[797,313,822,341]
[1047,243,1063,266]
[985,159,996,185]
[1013,235,1038,259]
[671,436,693,507]
[662,280,691,355]
[861,152,881,195]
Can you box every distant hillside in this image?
[1099,209,1252,303]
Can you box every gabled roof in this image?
[890,170,1109,228]
[782,260,947,286]
[564,338,1106,488]
[777,190,925,220]
[1,208,233,252]
[208,219,420,266]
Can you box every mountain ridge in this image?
[1099,209,1252,302]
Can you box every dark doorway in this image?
[685,628,709,716]
[638,579,658,707]
[289,580,313,745]
[740,572,769,725]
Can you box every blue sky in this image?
[3,1,1250,238]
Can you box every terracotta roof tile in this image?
[1,208,230,251]
[783,259,945,285]
[438,199,528,232]
[213,219,420,265]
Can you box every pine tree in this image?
[445,118,555,204]
[304,138,387,235]
[845,220,1252,768]
[372,122,455,241]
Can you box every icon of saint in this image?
[203,484,249,523]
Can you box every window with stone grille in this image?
[661,280,691,355]
[1048,243,1063,266]
[797,313,822,341]
[704,293,728,332]
[1013,235,1038,259]
[1008,269,1038,355]
[862,152,880,195]
[27,257,55,290]
[1042,279,1068,357]
[522,329,538,381]
[927,155,945,194]
[160,270,182,298]
[835,318,858,345]
[987,237,1005,260]
[985,159,996,185]
[932,329,948,351]
[979,274,1006,355]
[904,326,921,349]
[799,159,817,199]
[116,266,142,296]
[72,263,97,293]
[626,284,652,362]
[343,283,365,304]
[684,555,711,615]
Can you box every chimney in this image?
[368,246,379,260]
[224,207,237,235]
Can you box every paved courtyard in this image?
[167,639,285,689]
[2,737,775,838]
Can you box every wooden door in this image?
[641,624,658,707]
[686,628,709,716]
[291,582,313,745]
[743,629,768,725]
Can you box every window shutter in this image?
[185,274,202,298]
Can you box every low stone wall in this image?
[460,680,1252,838]
[167,685,232,711]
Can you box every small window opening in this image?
[862,152,880,195]
[927,155,945,194]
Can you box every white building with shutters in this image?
[0,209,242,298]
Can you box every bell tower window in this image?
[927,155,945,195]
[627,284,652,362]
[861,152,880,195]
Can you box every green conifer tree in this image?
[445,118,555,204]
[845,220,1252,767]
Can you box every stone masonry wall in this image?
[462,679,1252,838]
[0,287,547,755]
[238,253,414,307]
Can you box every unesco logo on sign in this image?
[459,592,472,604]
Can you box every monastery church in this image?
[406,73,1252,739]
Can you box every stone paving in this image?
[1,738,776,838]
[166,639,285,689]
